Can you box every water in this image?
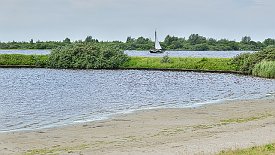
[0,50,50,55]
[0,68,274,132]
[0,50,254,58]
[124,50,255,58]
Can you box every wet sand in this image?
[1,98,275,155]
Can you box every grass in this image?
[220,113,272,124]
[219,143,275,155]
[0,54,48,67]
[0,55,238,73]
[24,144,89,155]
[122,57,237,71]
[252,61,275,78]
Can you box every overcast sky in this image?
[0,0,274,42]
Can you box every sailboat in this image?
[150,30,164,53]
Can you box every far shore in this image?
[1,98,275,155]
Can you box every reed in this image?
[252,61,275,78]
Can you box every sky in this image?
[0,0,274,42]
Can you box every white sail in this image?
[154,31,162,50]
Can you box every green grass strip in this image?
[122,57,237,71]
[0,54,48,67]
[219,143,275,155]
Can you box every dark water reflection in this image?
[0,69,274,132]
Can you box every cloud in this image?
[0,0,274,41]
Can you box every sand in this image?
[1,98,275,155]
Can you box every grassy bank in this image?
[0,54,237,72]
[219,143,275,155]
[122,57,237,72]
[0,54,48,67]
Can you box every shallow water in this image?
[0,69,274,132]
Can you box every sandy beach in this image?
[1,98,275,155]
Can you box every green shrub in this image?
[161,54,172,63]
[232,48,275,73]
[48,43,129,69]
[252,61,275,78]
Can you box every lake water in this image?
[0,50,50,55]
[0,68,274,132]
[124,50,255,58]
[0,50,254,58]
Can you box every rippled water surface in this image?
[0,69,274,132]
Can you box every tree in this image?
[263,38,275,46]
[241,36,251,44]
[30,39,34,44]
[85,36,98,43]
[188,34,206,45]
[63,38,71,43]
[126,36,135,43]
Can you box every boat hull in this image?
[149,49,164,53]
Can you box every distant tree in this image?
[126,36,135,43]
[30,39,34,44]
[85,36,93,42]
[85,36,98,43]
[208,38,217,45]
[188,34,206,45]
[263,38,275,46]
[241,36,251,44]
[63,38,71,43]
[136,37,150,44]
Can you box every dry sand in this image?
[1,98,275,155]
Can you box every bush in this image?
[232,48,275,73]
[161,54,172,63]
[252,61,275,78]
[48,43,129,69]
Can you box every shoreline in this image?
[0,65,244,74]
[0,98,228,134]
[0,97,266,134]
[1,98,275,154]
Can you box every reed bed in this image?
[252,61,275,78]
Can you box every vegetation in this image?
[2,34,275,51]
[0,54,48,67]
[122,57,237,71]
[252,61,275,78]
[219,143,275,155]
[232,48,275,78]
[161,54,172,63]
[0,53,236,72]
[48,43,129,69]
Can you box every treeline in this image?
[1,34,275,51]
[0,36,101,50]
[125,35,275,51]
